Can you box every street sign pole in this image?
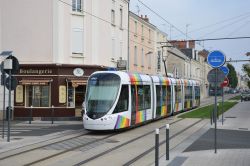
[222,87,224,125]
[7,69,11,142]
[2,73,6,139]
[214,68,217,154]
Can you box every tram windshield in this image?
[86,73,120,119]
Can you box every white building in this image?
[0,0,129,119]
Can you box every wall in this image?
[129,12,156,75]
[83,0,128,68]
[1,0,53,64]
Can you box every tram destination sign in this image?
[207,50,226,68]
[207,68,225,85]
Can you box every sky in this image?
[130,0,250,74]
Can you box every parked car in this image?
[241,91,250,101]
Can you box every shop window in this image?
[68,85,75,107]
[26,85,50,107]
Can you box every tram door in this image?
[131,85,136,125]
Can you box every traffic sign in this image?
[219,66,229,76]
[3,55,20,74]
[6,76,18,91]
[207,68,225,85]
[221,77,229,87]
[207,50,226,68]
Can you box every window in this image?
[112,39,115,60]
[137,85,151,110]
[148,52,151,68]
[148,29,151,41]
[134,46,137,66]
[68,85,75,107]
[167,86,171,113]
[141,48,144,67]
[113,85,128,113]
[72,0,82,12]
[111,9,115,25]
[134,21,138,35]
[120,8,123,28]
[141,25,144,40]
[26,85,50,107]
[175,85,181,103]
[72,28,83,54]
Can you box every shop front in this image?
[14,64,107,120]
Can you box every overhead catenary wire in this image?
[226,21,250,37]
[58,0,165,46]
[173,11,250,39]
[198,14,250,39]
[59,0,250,50]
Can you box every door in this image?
[131,85,136,125]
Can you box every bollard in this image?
[29,105,33,124]
[51,105,54,124]
[166,124,169,160]
[155,128,159,166]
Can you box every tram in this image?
[83,71,200,130]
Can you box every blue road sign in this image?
[207,50,226,68]
[219,66,229,76]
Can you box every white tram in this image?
[83,71,200,130]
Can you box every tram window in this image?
[195,86,200,99]
[175,85,181,103]
[113,85,129,113]
[137,85,151,110]
[189,86,192,99]
[167,86,171,104]
[138,85,144,110]
[156,85,166,106]
[156,86,161,107]
[144,85,151,109]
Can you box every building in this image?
[129,12,156,75]
[0,0,129,119]
[155,29,168,76]
[170,41,212,98]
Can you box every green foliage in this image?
[227,63,238,88]
[179,101,238,119]
[242,64,250,88]
[242,64,250,77]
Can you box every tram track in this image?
[0,129,90,160]
[14,118,183,166]
[72,118,185,166]
[123,119,204,166]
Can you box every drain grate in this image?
[106,139,119,143]
[238,128,248,130]
[11,138,23,140]
[225,116,237,118]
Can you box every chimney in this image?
[143,15,149,22]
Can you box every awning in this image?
[66,78,87,87]
[19,79,52,85]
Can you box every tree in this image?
[242,64,250,88]
[227,63,238,88]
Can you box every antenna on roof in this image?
[136,4,140,15]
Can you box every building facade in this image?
[129,12,156,75]
[0,0,129,119]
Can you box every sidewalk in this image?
[158,101,250,166]
[0,120,84,153]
